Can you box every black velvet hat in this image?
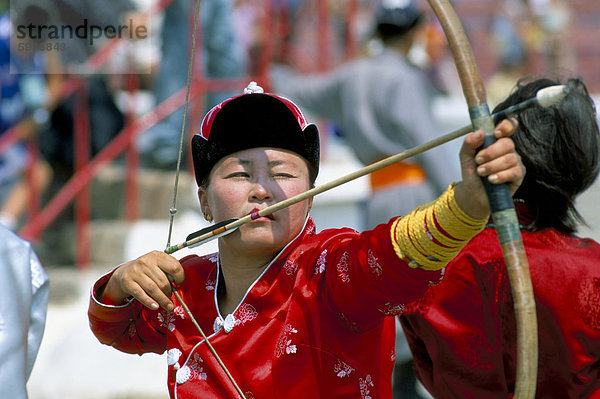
[191,82,320,186]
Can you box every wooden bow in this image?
[426,1,538,397]
[168,2,539,397]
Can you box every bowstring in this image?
[165,0,201,250]
[163,0,246,397]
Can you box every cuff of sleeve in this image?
[390,183,488,271]
[91,269,134,308]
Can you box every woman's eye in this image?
[273,173,295,179]
[226,172,250,179]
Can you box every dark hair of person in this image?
[492,77,600,233]
[376,23,416,43]
[374,6,423,44]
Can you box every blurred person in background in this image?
[23,0,143,264]
[530,0,576,75]
[36,0,138,185]
[485,0,532,108]
[271,0,459,230]
[0,3,62,231]
[400,77,600,398]
[0,224,50,399]
[137,0,247,170]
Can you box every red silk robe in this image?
[89,218,443,398]
[401,204,600,398]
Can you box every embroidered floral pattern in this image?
[127,322,137,337]
[334,359,354,378]
[275,324,299,358]
[173,306,186,319]
[579,277,600,329]
[337,251,350,283]
[235,304,258,326]
[188,353,208,380]
[315,249,327,275]
[367,250,382,277]
[176,353,208,384]
[158,311,176,332]
[359,374,374,399]
[283,259,298,276]
[30,257,46,291]
[378,302,406,316]
[158,306,185,331]
[205,278,216,291]
[463,333,494,370]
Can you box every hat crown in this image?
[199,82,309,142]
[376,0,422,29]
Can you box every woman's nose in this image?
[250,179,272,201]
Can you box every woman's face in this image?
[198,147,313,257]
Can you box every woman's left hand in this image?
[454,118,525,219]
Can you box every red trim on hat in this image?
[198,92,309,140]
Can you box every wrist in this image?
[453,181,489,220]
[98,274,131,306]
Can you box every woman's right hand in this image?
[100,251,185,311]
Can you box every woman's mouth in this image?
[249,208,274,221]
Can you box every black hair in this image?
[376,22,417,42]
[374,3,424,44]
[492,77,600,233]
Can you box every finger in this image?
[482,164,524,186]
[138,250,185,287]
[146,266,175,297]
[476,152,522,180]
[126,282,163,311]
[494,117,519,138]
[137,274,176,311]
[460,129,485,162]
[474,137,515,166]
[152,251,185,287]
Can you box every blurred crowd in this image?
[0,0,582,235]
[0,0,594,398]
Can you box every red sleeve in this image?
[400,231,512,398]
[315,221,443,331]
[88,270,167,355]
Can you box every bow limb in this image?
[426,1,538,397]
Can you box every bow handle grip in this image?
[471,105,514,213]
[481,134,514,212]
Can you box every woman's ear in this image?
[306,197,313,216]
[198,187,211,220]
